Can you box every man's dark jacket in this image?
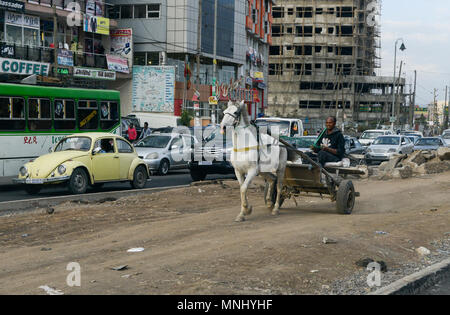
[316,128,346,159]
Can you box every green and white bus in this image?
[0,83,121,183]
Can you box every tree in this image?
[180,110,193,127]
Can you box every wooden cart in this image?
[265,139,363,215]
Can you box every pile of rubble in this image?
[376,147,450,180]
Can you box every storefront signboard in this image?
[73,67,116,80]
[0,57,49,76]
[106,54,129,74]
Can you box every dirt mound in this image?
[376,150,450,180]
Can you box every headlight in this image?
[366,148,372,153]
[388,148,397,153]
[20,166,28,177]
[146,153,159,160]
[57,165,66,175]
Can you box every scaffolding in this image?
[268,0,406,131]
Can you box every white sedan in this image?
[365,136,414,165]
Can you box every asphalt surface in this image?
[421,276,450,295]
[0,170,236,203]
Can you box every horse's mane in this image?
[239,101,251,126]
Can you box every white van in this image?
[359,129,393,146]
[128,113,181,129]
[255,118,304,138]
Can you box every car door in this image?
[91,138,120,182]
[169,136,185,168]
[116,138,136,180]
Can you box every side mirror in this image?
[92,147,102,155]
[48,147,53,153]
[171,145,179,150]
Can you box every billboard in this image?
[132,66,175,113]
[110,29,133,68]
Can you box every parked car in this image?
[345,136,366,155]
[365,135,414,165]
[121,116,142,140]
[14,133,149,195]
[188,125,234,182]
[359,129,393,146]
[401,131,424,138]
[135,133,197,176]
[405,135,421,145]
[284,136,317,153]
[414,137,446,151]
[442,131,450,146]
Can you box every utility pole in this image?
[196,0,202,87]
[411,70,417,129]
[211,0,218,125]
[444,86,448,133]
[433,88,438,135]
[446,87,450,130]
[53,5,58,78]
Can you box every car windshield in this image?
[55,137,91,152]
[135,135,171,148]
[255,120,291,136]
[416,139,441,146]
[292,137,317,148]
[443,133,450,139]
[361,132,384,139]
[373,137,400,146]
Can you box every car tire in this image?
[68,168,88,195]
[158,159,170,176]
[336,180,355,215]
[25,185,42,195]
[190,169,207,182]
[131,165,147,189]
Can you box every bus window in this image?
[100,101,119,130]
[0,97,25,130]
[78,100,98,130]
[54,99,76,131]
[28,98,52,130]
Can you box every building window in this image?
[118,4,161,19]
[4,12,40,47]
[134,52,146,65]
[121,5,133,19]
[134,5,147,18]
[147,4,161,18]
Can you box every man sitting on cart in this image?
[312,117,346,167]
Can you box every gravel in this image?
[325,236,450,295]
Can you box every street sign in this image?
[208,96,218,105]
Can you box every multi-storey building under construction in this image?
[268,0,407,131]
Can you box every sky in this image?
[379,0,450,106]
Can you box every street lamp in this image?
[391,38,406,132]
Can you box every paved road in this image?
[0,170,235,203]
[421,276,450,295]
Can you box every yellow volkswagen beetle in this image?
[14,133,150,195]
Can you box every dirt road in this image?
[0,173,449,295]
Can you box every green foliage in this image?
[180,110,193,127]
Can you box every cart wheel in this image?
[264,181,285,209]
[336,180,355,215]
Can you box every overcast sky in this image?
[379,0,450,106]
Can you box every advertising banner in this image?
[57,49,74,67]
[0,0,24,12]
[132,66,175,113]
[84,15,109,35]
[110,29,133,68]
[106,54,129,74]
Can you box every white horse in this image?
[220,101,289,222]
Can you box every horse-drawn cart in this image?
[265,138,364,215]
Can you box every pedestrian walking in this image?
[127,123,137,143]
[139,122,152,140]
